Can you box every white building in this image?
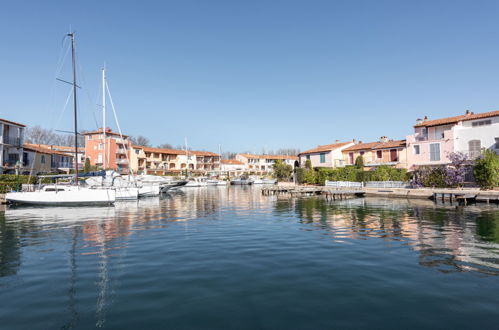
[0,118,25,174]
[406,110,499,169]
[236,154,298,174]
[220,159,247,177]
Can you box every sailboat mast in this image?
[102,67,106,170]
[69,32,79,184]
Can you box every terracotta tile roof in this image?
[142,146,186,155]
[191,151,220,157]
[0,118,26,127]
[343,140,407,152]
[299,141,352,155]
[238,153,298,160]
[221,159,244,165]
[83,128,129,138]
[35,144,84,153]
[372,140,406,150]
[343,141,382,152]
[414,110,499,127]
[23,144,74,157]
[140,146,219,157]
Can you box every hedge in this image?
[297,166,409,185]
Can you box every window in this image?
[348,152,354,164]
[376,150,382,159]
[430,143,440,161]
[319,153,326,163]
[468,140,481,158]
[360,151,365,156]
[40,155,46,164]
[421,127,428,138]
[306,155,310,160]
[135,149,140,155]
[472,120,492,127]
[98,144,103,150]
[495,138,499,149]
[87,136,92,140]
[413,145,420,155]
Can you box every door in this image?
[390,149,398,162]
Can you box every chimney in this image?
[379,136,389,143]
[352,138,357,144]
[465,109,474,116]
[358,140,362,144]
[335,139,340,143]
[424,116,428,121]
[416,118,423,125]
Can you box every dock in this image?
[261,186,365,200]
[262,185,499,205]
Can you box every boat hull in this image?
[6,188,115,206]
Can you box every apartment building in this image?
[130,145,220,175]
[0,118,25,174]
[84,128,132,173]
[22,144,74,174]
[220,159,247,177]
[298,141,354,168]
[236,154,298,174]
[406,110,499,170]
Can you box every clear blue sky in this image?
[2,0,499,153]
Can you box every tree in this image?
[157,143,173,149]
[304,159,312,170]
[354,155,364,169]
[474,149,499,189]
[84,158,91,173]
[273,160,293,181]
[131,135,151,147]
[25,125,85,146]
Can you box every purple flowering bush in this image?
[411,152,470,188]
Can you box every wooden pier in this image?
[261,186,365,200]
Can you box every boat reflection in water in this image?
[0,187,498,329]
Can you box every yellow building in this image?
[341,137,408,169]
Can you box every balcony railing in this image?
[53,162,73,168]
[116,148,127,154]
[2,136,22,146]
[116,159,129,164]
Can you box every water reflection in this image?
[0,187,499,329]
[287,197,499,274]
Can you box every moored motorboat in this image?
[207,179,228,186]
[183,177,208,187]
[230,178,253,185]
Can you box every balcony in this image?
[2,136,22,146]
[116,159,129,165]
[116,148,127,154]
[53,162,73,168]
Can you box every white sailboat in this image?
[6,32,115,206]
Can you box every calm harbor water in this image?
[1,186,499,329]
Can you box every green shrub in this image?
[354,156,364,169]
[474,149,499,189]
[273,160,293,181]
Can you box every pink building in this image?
[406,110,499,170]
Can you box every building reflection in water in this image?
[1,187,498,327]
[286,196,499,275]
